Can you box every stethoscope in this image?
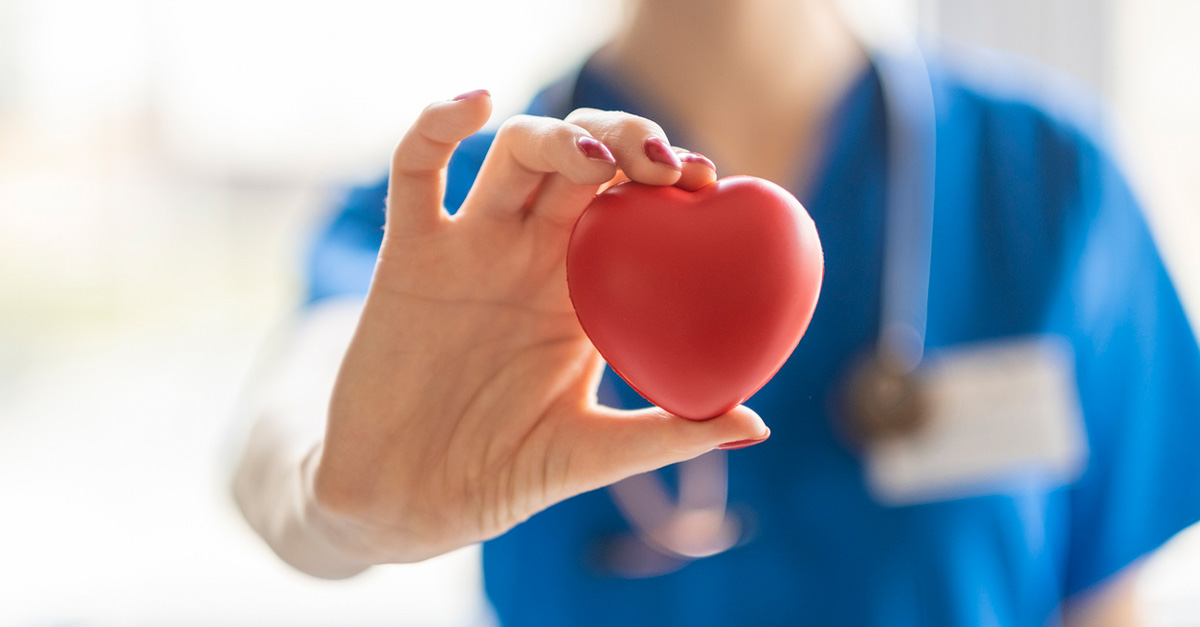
[555,38,939,578]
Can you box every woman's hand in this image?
[309,91,770,568]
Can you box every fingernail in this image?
[453,89,490,102]
[716,428,770,450]
[679,152,716,171]
[644,137,682,171]
[577,136,616,164]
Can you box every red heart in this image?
[566,175,824,420]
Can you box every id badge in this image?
[864,336,1088,506]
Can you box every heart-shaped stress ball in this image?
[566,175,824,420]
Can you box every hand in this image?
[310,91,770,567]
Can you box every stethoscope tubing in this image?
[874,38,938,372]
[563,38,939,577]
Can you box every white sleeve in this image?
[229,297,374,579]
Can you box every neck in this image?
[601,0,867,188]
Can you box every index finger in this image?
[564,109,683,186]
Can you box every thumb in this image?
[562,404,770,493]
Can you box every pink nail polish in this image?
[577,136,616,164]
[644,137,682,171]
[453,89,490,102]
[679,152,716,171]
[716,429,770,450]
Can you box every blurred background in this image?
[0,0,1196,625]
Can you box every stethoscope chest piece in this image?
[841,352,929,446]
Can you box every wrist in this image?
[233,435,374,579]
[307,443,456,565]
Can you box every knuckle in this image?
[563,107,600,124]
[393,114,441,162]
[551,123,582,151]
[413,101,450,135]
[414,99,478,145]
[418,100,442,118]
[497,116,583,173]
[390,141,414,170]
[390,138,426,173]
[495,114,538,140]
[614,113,663,141]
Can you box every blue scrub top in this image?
[306,50,1200,626]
